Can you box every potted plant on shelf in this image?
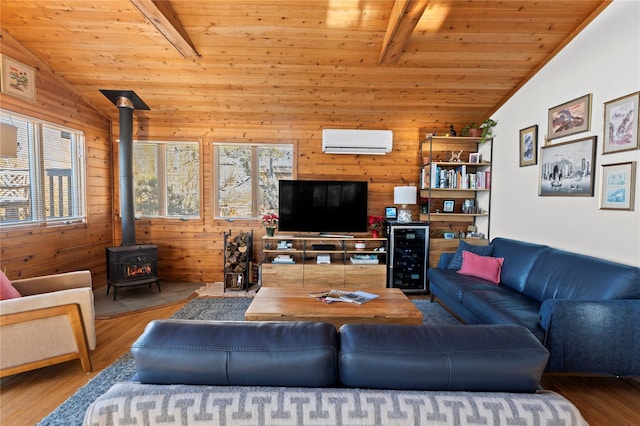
[262,213,279,236]
[368,215,384,238]
[461,118,497,142]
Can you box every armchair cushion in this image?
[0,271,21,300]
[0,270,95,376]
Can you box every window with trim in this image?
[133,141,200,218]
[215,144,294,219]
[1,111,85,226]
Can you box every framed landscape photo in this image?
[547,94,591,140]
[599,162,636,211]
[603,91,639,154]
[538,136,596,196]
[0,54,36,102]
[443,200,455,212]
[519,124,538,167]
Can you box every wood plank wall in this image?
[113,120,421,283]
[1,31,426,286]
[0,31,113,285]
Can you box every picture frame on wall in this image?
[603,91,640,154]
[443,200,455,212]
[519,124,538,167]
[599,162,636,211]
[0,54,36,102]
[539,136,596,196]
[547,94,591,140]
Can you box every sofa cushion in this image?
[491,238,547,292]
[523,248,640,303]
[339,324,549,392]
[462,288,544,341]
[447,239,493,270]
[0,270,21,300]
[458,251,504,284]
[428,268,501,304]
[131,320,338,387]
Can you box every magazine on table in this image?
[309,289,379,304]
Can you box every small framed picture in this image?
[603,91,639,154]
[0,54,36,102]
[443,200,455,212]
[548,94,591,140]
[385,206,397,219]
[599,162,636,211]
[468,153,480,163]
[519,124,538,167]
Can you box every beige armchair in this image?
[0,270,96,377]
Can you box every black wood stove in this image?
[102,90,160,300]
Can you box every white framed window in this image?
[133,141,201,218]
[1,111,86,226]
[215,143,294,219]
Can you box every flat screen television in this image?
[278,180,368,233]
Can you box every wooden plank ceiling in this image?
[0,0,608,131]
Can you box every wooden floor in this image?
[1,300,639,425]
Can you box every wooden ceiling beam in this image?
[130,0,200,59]
[378,0,429,65]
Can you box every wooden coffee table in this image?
[245,287,423,329]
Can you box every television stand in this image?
[260,234,387,288]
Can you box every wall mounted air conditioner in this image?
[322,129,393,155]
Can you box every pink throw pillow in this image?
[0,270,21,300]
[457,250,504,284]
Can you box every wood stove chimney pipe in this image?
[99,90,150,246]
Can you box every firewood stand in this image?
[223,230,253,292]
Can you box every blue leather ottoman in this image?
[339,324,549,392]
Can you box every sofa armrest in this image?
[12,270,92,296]
[0,287,96,350]
[539,299,640,376]
[437,253,454,269]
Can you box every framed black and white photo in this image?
[519,124,538,167]
[539,136,596,196]
[599,162,636,211]
[547,94,591,140]
[443,200,455,212]
[468,153,480,163]
[603,91,639,154]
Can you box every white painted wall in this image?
[490,0,640,266]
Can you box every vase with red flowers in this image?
[368,215,384,238]
[262,213,279,236]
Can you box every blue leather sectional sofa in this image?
[428,237,640,376]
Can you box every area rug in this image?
[37,298,459,426]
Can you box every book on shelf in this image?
[308,289,379,304]
[272,254,295,264]
[350,254,378,264]
[429,164,490,190]
[421,165,430,189]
